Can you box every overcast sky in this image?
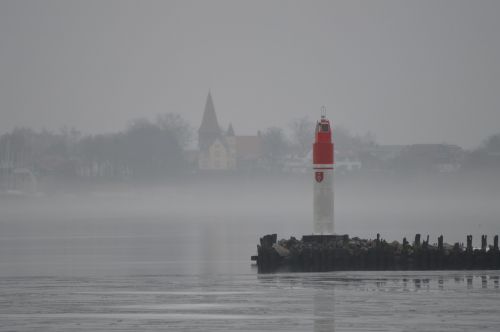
[0,0,499,148]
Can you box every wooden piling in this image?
[467,235,473,252]
[481,235,487,251]
[414,234,421,248]
[438,235,443,251]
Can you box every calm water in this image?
[1,272,500,331]
[1,179,500,331]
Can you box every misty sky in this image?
[0,0,499,148]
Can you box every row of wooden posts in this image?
[396,233,498,251]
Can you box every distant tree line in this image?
[0,113,192,182]
[0,113,497,187]
[0,114,382,182]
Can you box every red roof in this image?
[236,136,262,159]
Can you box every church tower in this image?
[226,123,237,169]
[198,91,221,151]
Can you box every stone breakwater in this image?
[251,234,500,273]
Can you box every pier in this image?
[252,234,500,273]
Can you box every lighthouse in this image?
[313,109,334,234]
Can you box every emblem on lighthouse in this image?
[315,171,324,183]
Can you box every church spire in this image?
[199,90,220,135]
[198,90,221,150]
[227,123,235,136]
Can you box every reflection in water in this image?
[260,272,500,292]
[257,271,500,332]
[482,275,488,289]
[314,286,335,332]
[492,276,499,289]
[402,278,408,291]
[254,272,500,332]
[3,271,495,331]
[414,278,421,289]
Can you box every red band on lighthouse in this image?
[313,117,334,165]
[313,143,334,164]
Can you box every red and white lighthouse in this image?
[313,109,334,234]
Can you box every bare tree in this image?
[155,113,192,149]
[261,127,289,170]
[482,133,500,153]
[289,116,315,158]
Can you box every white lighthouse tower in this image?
[313,109,334,234]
